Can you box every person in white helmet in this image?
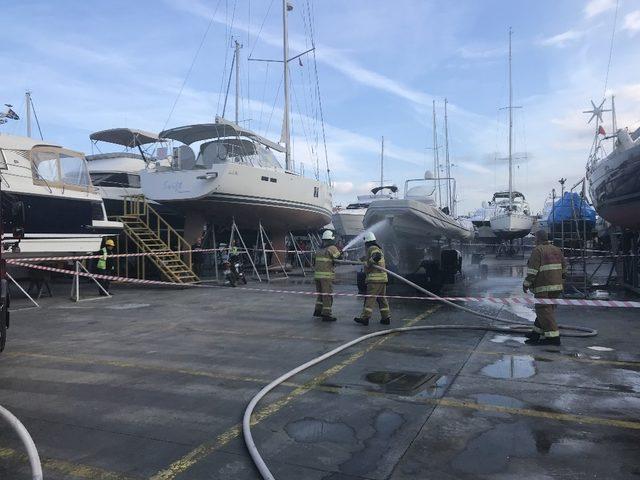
[354,231,390,326]
[313,230,342,321]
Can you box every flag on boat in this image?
[598,125,606,135]
[3,108,19,120]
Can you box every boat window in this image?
[32,150,60,183]
[346,203,368,209]
[314,186,319,198]
[90,172,141,188]
[60,154,91,187]
[31,148,92,189]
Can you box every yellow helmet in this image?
[105,239,115,247]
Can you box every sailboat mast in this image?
[432,100,441,207]
[282,0,292,170]
[380,136,384,187]
[25,90,32,138]
[508,28,513,211]
[444,98,451,213]
[234,40,241,124]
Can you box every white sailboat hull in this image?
[140,162,332,233]
[490,213,533,240]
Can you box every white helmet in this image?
[322,230,335,241]
[364,231,376,242]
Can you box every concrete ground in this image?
[0,260,639,479]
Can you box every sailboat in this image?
[489,29,533,241]
[332,137,396,241]
[140,1,332,245]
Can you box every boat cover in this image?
[90,128,160,147]
[547,192,596,225]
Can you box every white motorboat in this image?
[0,133,122,256]
[140,118,332,242]
[363,176,474,271]
[470,201,498,241]
[489,29,533,241]
[332,186,397,240]
[86,128,163,217]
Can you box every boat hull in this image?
[332,210,365,238]
[587,142,640,230]
[363,199,474,246]
[140,163,332,235]
[490,213,533,240]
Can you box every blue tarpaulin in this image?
[547,192,596,225]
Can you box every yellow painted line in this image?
[434,397,640,430]
[379,344,640,369]
[310,383,640,431]
[149,307,439,480]
[5,352,274,386]
[0,447,139,480]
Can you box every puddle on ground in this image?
[451,421,540,475]
[414,375,450,399]
[588,346,614,352]
[106,303,151,310]
[339,409,404,477]
[285,418,356,444]
[481,355,536,379]
[490,334,526,345]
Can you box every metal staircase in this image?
[118,196,198,283]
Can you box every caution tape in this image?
[8,260,640,309]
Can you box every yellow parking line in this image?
[0,447,138,480]
[149,307,438,480]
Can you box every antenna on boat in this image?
[234,40,242,124]
[444,98,452,214]
[282,0,292,170]
[380,136,384,187]
[508,28,513,212]
[23,91,43,140]
[432,100,441,207]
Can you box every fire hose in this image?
[0,405,43,479]
[243,261,597,479]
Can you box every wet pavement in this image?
[0,256,639,479]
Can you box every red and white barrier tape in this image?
[8,260,640,309]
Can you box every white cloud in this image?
[623,10,640,35]
[456,44,506,59]
[539,29,585,47]
[332,181,354,194]
[584,0,615,18]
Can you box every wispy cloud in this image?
[538,29,585,48]
[623,10,640,35]
[584,0,615,19]
[456,44,506,60]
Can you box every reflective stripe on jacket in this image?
[524,242,565,296]
[314,245,341,279]
[365,245,388,283]
[97,247,108,270]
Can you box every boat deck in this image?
[0,259,639,479]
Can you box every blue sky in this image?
[2,0,640,214]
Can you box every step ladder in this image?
[118,196,199,284]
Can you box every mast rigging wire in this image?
[162,0,223,132]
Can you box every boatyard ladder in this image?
[289,232,307,276]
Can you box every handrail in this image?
[122,195,192,269]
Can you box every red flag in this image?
[598,125,606,135]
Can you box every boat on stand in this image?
[489,29,533,245]
[0,133,122,256]
[139,1,332,251]
[363,100,474,283]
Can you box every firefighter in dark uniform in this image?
[523,229,566,345]
[313,230,341,322]
[96,238,116,295]
[354,232,391,326]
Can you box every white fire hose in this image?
[0,405,43,479]
[243,261,597,480]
